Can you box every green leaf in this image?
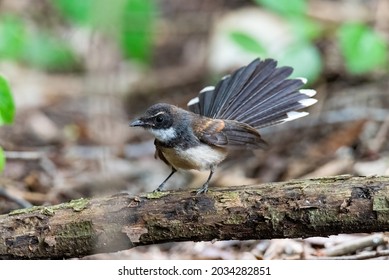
[52,0,123,29]
[0,75,15,125]
[228,30,321,83]
[255,0,307,16]
[278,42,322,83]
[229,31,266,55]
[22,31,77,71]
[54,0,157,64]
[288,16,322,41]
[118,0,157,63]
[338,23,388,74]
[0,147,5,172]
[0,15,26,60]
[52,0,94,25]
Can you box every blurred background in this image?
[0,0,388,259]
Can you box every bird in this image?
[130,58,317,194]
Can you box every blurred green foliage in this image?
[338,23,388,74]
[229,31,266,55]
[0,147,4,172]
[0,0,386,77]
[277,42,322,81]
[230,0,322,82]
[0,75,15,171]
[0,16,25,60]
[255,0,307,16]
[288,16,321,41]
[0,15,77,71]
[231,0,389,82]
[0,0,157,70]
[0,75,15,125]
[52,0,157,64]
[119,0,156,63]
[23,31,77,71]
[51,0,94,25]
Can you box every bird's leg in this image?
[154,167,176,192]
[196,166,215,194]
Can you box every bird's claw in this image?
[153,184,165,193]
[195,184,208,195]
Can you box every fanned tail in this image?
[187,58,317,129]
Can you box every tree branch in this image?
[1,175,389,259]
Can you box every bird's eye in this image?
[156,115,164,123]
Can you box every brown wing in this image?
[193,117,267,149]
[221,120,268,149]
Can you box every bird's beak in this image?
[129,119,145,127]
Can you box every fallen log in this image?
[1,175,389,259]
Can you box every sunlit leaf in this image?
[52,0,94,25]
[53,0,157,64]
[0,15,26,59]
[338,23,388,74]
[229,31,266,55]
[255,0,307,16]
[118,0,157,63]
[0,75,15,125]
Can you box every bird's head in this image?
[130,103,182,142]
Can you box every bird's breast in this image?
[160,144,227,171]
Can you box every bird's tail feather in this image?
[187,58,317,129]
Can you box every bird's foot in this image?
[195,183,208,195]
[153,183,165,193]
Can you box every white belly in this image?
[161,144,227,171]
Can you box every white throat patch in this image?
[149,127,177,142]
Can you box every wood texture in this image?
[1,175,389,259]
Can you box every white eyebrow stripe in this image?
[151,111,165,118]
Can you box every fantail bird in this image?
[130,58,317,194]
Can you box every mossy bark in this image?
[1,175,389,259]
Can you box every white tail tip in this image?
[300,89,317,97]
[187,97,199,106]
[296,77,308,84]
[299,98,317,107]
[285,111,309,122]
[199,86,215,94]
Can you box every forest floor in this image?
[0,0,388,259]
